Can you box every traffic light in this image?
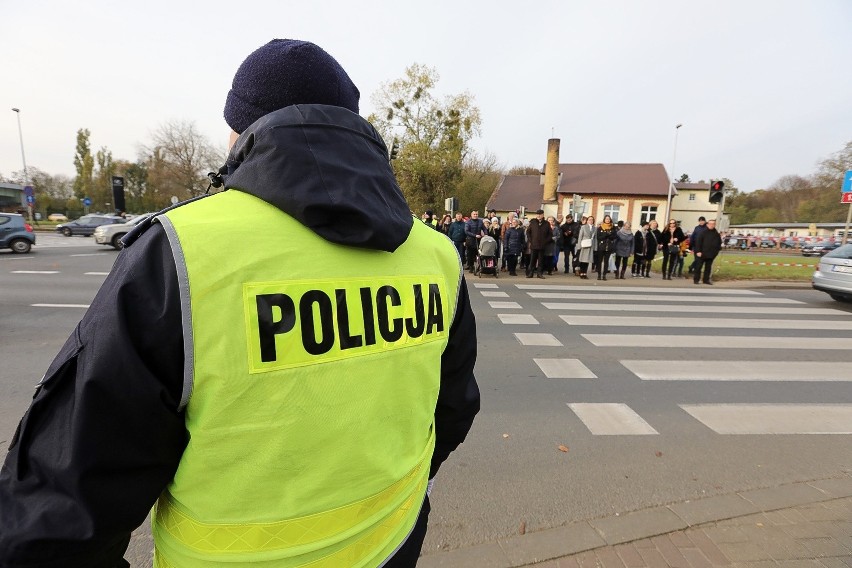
[389,139,400,161]
[709,180,725,204]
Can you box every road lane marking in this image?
[535,359,596,378]
[560,316,852,330]
[514,333,563,346]
[584,335,852,350]
[543,303,843,316]
[622,361,852,381]
[70,253,107,257]
[528,292,801,304]
[480,291,509,298]
[517,284,761,295]
[568,403,659,435]
[31,303,90,308]
[473,283,499,289]
[12,270,59,274]
[498,314,539,324]
[84,272,110,276]
[489,301,522,309]
[680,404,852,434]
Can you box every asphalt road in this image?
[1,237,851,565]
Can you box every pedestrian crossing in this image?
[472,281,852,436]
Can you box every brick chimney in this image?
[542,138,560,202]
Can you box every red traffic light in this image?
[709,180,725,204]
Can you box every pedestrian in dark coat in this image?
[644,219,661,277]
[693,219,722,284]
[595,215,617,280]
[614,221,634,279]
[659,219,686,280]
[688,217,707,275]
[447,212,467,265]
[561,215,579,274]
[525,210,552,278]
[502,218,525,276]
[464,211,486,272]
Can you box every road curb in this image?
[416,476,852,568]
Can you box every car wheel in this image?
[10,238,31,254]
[62,227,72,237]
[829,294,852,303]
[111,234,126,250]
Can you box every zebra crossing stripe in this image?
[534,359,596,378]
[514,333,563,346]
[543,303,843,316]
[528,292,801,304]
[622,361,852,382]
[560,315,852,330]
[680,404,852,434]
[12,270,59,274]
[584,334,852,350]
[568,403,659,435]
[517,284,761,295]
[498,314,539,324]
[489,301,522,309]
[473,283,499,289]
[480,291,509,298]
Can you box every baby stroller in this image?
[475,235,498,278]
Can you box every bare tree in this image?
[145,121,225,199]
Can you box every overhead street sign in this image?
[841,193,852,204]
[843,170,852,193]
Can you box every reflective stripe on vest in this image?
[153,190,461,567]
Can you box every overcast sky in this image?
[2,0,850,194]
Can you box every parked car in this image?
[812,244,852,302]
[93,214,152,249]
[47,213,69,222]
[780,237,800,249]
[758,238,777,248]
[802,241,841,257]
[55,214,124,237]
[0,212,36,253]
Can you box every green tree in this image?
[72,128,94,200]
[94,146,115,212]
[368,64,482,213]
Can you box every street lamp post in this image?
[664,123,682,223]
[11,108,32,222]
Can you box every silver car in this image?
[812,243,852,302]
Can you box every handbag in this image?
[667,244,679,255]
[580,238,593,248]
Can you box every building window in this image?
[689,193,696,201]
[640,206,658,224]
[603,204,621,222]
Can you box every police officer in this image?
[0,39,480,568]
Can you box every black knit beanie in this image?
[224,39,360,134]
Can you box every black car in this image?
[802,241,841,257]
[0,212,36,253]
[55,214,124,237]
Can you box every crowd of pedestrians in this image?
[429,210,723,285]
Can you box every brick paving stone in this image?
[716,542,772,563]
[669,531,693,547]
[614,544,646,568]
[799,537,852,558]
[557,557,581,568]
[595,547,627,568]
[774,560,825,568]
[637,547,669,568]
[702,526,751,544]
[763,511,794,526]
[576,550,603,568]
[779,521,834,540]
[780,509,812,524]
[819,558,850,568]
[652,535,692,568]
[531,561,560,568]
[798,505,847,523]
[679,548,715,568]
[688,529,733,565]
[633,539,658,549]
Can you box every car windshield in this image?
[823,244,852,259]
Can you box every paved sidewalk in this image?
[417,478,852,568]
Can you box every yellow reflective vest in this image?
[152,190,462,567]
